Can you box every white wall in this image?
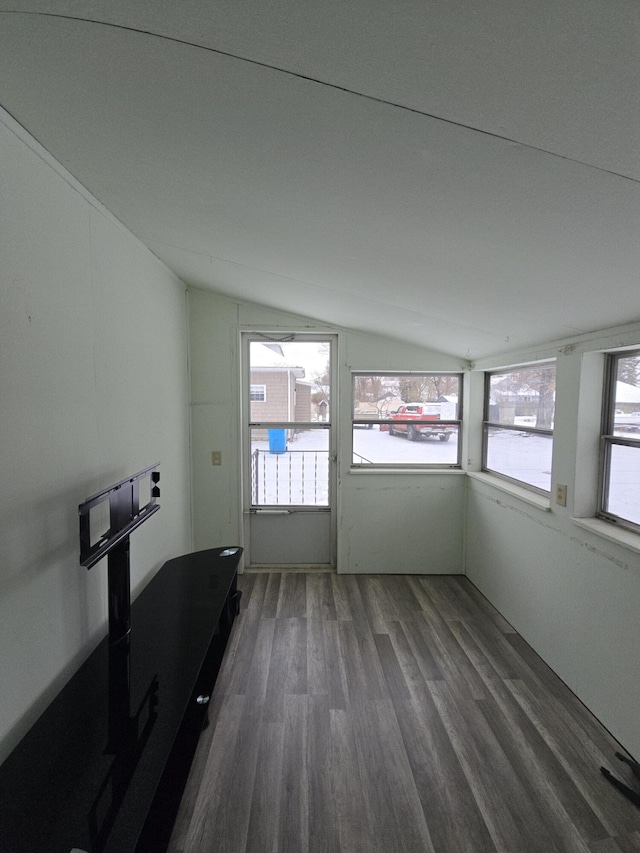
[339,472,466,573]
[188,288,468,573]
[466,325,640,760]
[0,114,192,763]
[189,289,242,551]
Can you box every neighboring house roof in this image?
[252,365,306,378]
[251,342,305,378]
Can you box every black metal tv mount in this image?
[79,464,161,645]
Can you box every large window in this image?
[483,362,556,492]
[352,372,462,467]
[599,351,640,532]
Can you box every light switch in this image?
[211,451,222,466]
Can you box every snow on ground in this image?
[251,426,639,522]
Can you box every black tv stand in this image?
[601,752,640,808]
[0,546,243,853]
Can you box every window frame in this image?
[598,349,640,534]
[351,371,463,469]
[482,361,556,495]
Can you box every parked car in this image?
[388,403,453,441]
[354,407,379,428]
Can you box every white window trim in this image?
[467,471,551,511]
[571,517,640,556]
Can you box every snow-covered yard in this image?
[251,426,640,523]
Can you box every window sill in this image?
[467,472,551,511]
[349,467,465,475]
[570,517,640,555]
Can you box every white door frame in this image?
[240,331,338,568]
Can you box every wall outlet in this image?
[555,484,567,507]
[211,451,222,466]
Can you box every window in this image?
[599,350,640,532]
[483,362,556,492]
[351,372,462,467]
[249,384,266,402]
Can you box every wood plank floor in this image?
[168,573,640,853]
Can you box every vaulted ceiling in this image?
[1,1,638,359]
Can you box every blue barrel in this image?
[268,428,287,453]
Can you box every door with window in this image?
[242,334,336,566]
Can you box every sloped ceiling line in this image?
[1,4,638,360]
[1,9,637,185]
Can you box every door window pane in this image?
[250,427,329,506]
[249,341,329,423]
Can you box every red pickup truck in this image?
[388,403,453,442]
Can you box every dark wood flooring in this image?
[168,572,640,852]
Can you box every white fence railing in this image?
[251,449,329,506]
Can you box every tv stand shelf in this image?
[0,546,242,853]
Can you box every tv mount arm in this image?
[79,464,160,645]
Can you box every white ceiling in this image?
[0,1,638,359]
